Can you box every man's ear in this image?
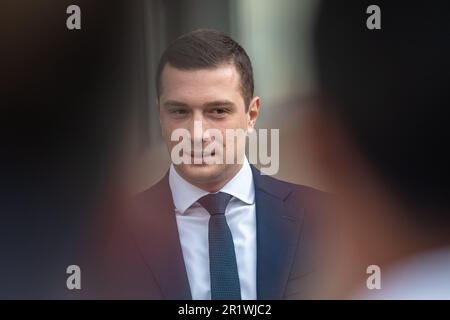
[247,96,261,133]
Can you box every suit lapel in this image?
[129,173,192,299]
[251,166,304,299]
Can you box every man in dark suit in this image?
[99,29,326,300]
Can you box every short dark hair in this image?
[156,29,254,109]
[314,1,450,219]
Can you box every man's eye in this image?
[170,109,188,115]
[209,108,227,116]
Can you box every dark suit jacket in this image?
[91,165,327,299]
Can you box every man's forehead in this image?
[161,63,241,90]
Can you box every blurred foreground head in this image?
[1,1,138,298]
[307,0,450,298]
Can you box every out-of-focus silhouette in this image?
[303,0,450,298]
[1,1,142,298]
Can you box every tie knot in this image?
[198,192,232,215]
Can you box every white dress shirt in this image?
[168,158,257,300]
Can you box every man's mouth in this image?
[190,150,216,159]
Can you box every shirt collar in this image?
[168,157,255,215]
[220,157,255,205]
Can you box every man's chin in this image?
[175,163,227,185]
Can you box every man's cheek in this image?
[163,124,177,141]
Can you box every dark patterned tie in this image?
[198,192,241,300]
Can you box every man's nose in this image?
[188,114,208,144]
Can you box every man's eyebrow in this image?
[163,100,189,108]
[203,100,236,108]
